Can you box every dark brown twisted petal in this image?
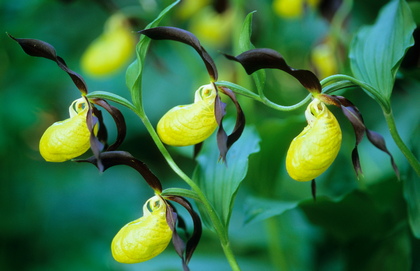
[90,98,126,151]
[91,106,108,148]
[217,86,246,162]
[224,48,322,93]
[8,34,88,95]
[328,95,399,179]
[138,27,218,81]
[76,151,163,192]
[165,196,202,271]
[86,102,104,171]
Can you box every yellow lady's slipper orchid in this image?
[286,99,342,181]
[157,84,218,146]
[39,98,93,162]
[111,195,173,264]
[81,13,135,77]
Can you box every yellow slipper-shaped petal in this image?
[286,99,342,181]
[157,84,218,146]
[111,196,173,264]
[39,98,92,162]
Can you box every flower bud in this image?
[111,196,173,264]
[286,99,342,181]
[39,98,93,162]
[157,84,218,146]
[81,13,135,77]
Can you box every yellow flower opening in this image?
[39,98,93,162]
[286,99,342,181]
[157,84,218,146]
[81,13,135,77]
[111,195,173,264]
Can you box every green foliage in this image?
[126,0,181,111]
[193,122,260,229]
[349,0,416,110]
[2,0,420,270]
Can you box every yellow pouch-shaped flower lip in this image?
[286,99,342,181]
[111,195,173,264]
[39,98,93,162]
[157,84,218,146]
[81,13,135,77]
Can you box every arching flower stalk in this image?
[138,26,245,161]
[226,48,399,198]
[9,35,127,170]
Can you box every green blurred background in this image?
[1,0,419,270]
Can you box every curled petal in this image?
[224,48,322,93]
[9,34,88,95]
[111,195,173,264]
[39,98,95,162]
[157,84,218,146]
[286,99,342,181]
[139,26,218,81]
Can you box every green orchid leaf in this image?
[244,196,299,225]
[193,122,260,229]
[299,182,410,270]
[349,0,415,104]
[125,0,180,110]
[404,125,420,238]
[238,11,266,97]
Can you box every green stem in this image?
[265,218,288,270]
[221,241,241,271]
[134,107,241,271]
[321,74,390,111]
[383,110,420,176]
[217,81,311,111]
[330,0,353,44]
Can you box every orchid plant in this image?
[8,0,419,270]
